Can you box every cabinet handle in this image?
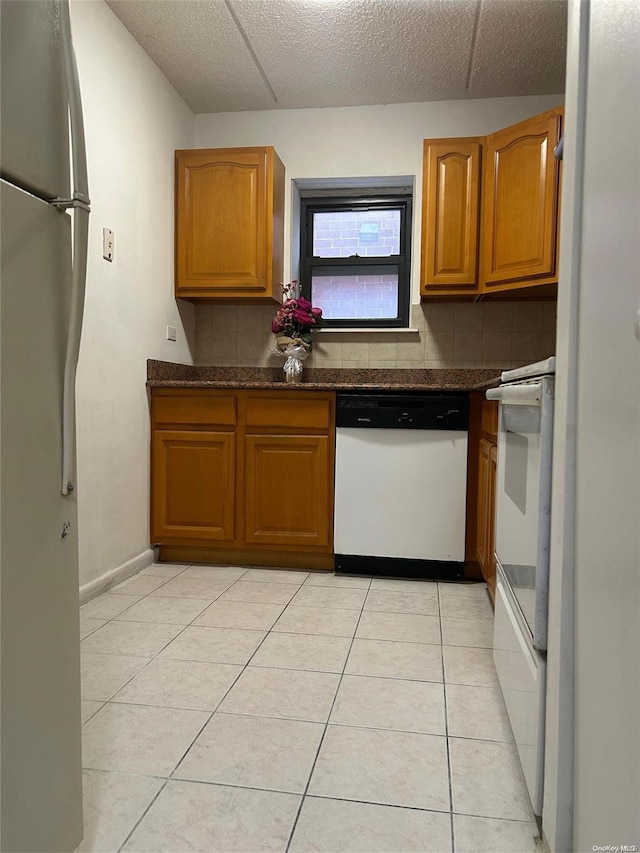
[554,136,564,160]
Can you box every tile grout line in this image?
[116,778,169,853]
[79,565,295,847]
[283,585,370,853]
[80,563,191,621]
[89,566,343,763]
[82,582,491,708]
[85,606,236,705]
[91,696,514,746]
[121,571,333,850]
[84,574,319,698]
[113,565,288,852]
[439,582,457,853]
[82,567,503,850]
[80,701,105,726]
[82,566,253,729]
[82,565,202,706]
[82,565,250,654]
[83,763,537,826]
[158,573,309,784]
[89,563,201,853]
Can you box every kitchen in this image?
[1,2,638,853]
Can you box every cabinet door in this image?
[476,438,491,572]
[152,430,235,542]
[486,443,498,601]
[421,138,482,295]
[244,435,330,547]
[477,438,497,601]
[175,147,283,299]
[481,108,562,291]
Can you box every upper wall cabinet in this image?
[420,106,563,300]
[480,107,563,295]
[175,146,285,302]
[420,138,482,299]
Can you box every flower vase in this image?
[283,354,304,383]
[274,337,310,383]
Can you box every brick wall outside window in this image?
[312,273,398,319]
[313,210,400,258]
[310,209,401,318]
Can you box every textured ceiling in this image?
[106,0,567,114]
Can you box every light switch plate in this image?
[102,228,114,262]
[166,325,177,342]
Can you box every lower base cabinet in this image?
[244,434,330,547]
[152,429,235,542]
[477,438,497,599]
[151,389,335,567]
[467,394,498,599]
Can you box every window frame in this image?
[300,194,412,330]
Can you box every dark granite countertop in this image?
[470,375,505,391]
[147,360,504,392]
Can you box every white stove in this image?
[486,356,556,817]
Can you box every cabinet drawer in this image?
[245,395,331,431]
[153,393,237,427]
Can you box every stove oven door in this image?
[487,377,554,650]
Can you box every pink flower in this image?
[271,281,322,345]
[292,308,315,326]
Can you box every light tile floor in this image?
[77,565,541,853]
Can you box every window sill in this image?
[311,327,419,335]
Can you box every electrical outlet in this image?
[166,325,177,342]
[102,228,114,262]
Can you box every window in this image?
[300,195,412,329]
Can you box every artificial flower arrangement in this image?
[271,280,323,350]
[271,281,322,381]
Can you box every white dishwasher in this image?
[334,392,469,579]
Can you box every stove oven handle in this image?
[486,383,542,406]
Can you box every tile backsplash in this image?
[194,301,557,370]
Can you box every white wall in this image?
[70,0,195,587]
[196,95,563,300]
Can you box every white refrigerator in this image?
[1,1,89,849]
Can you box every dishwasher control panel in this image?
[336,392,469,430]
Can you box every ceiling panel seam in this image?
[224,0,278,104]
[465,0,483,92]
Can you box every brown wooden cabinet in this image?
[151,388,335,569]
[467,394,498,600]
[152,429,236,542]
[151,391,238,543]
[476,437,497,599]
[480,107,563,295]
[420,107,563,301]
[175,146,285,302]
[420,138,482,299]
[244,434,330,547]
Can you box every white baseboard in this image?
[79,546,157,606]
